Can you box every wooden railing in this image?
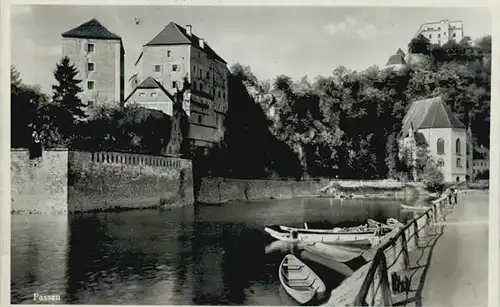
[353,195,451,306]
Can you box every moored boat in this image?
[400,204,429,211]
[367,218,403,230]
[279,223,376,234]
[303,242,364,263]
[264,227,376,246]
[278,254,327,305]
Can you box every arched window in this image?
[456,139,461,155]
[437,138,445,155]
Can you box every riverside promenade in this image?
[325,189,489,306]
[418,189,489,306]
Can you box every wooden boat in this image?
[300,250,354,277]
[279,223,375,234]
[265,240,306,254]
[367,218,403,230]
[264,227,375,246]
[400,204,429,211]
[303,242,364,263]
[278,254,327,305]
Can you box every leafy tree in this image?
[408,34,431,55]
[71,103,173,155]
[419,158,445,192]
[11,76,47,149]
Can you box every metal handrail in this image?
[353,196,448,306]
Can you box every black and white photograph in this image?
[4,3,497,306]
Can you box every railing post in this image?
[413,219,419,247]
[400,230,410,270]
[354,250,384,306]
[424,212,430,235]
[435,201,441,222]
[379,254,394,307]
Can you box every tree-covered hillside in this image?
[199,35,491,180]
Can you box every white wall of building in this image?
[418,127,467,182]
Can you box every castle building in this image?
[127,22,229,149]
[400,96,473,183]
[61,19,125,106]
[124,76,187,156]
[414,20,464,46]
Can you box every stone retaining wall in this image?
[197,177,423,204]
[10,149,194,214]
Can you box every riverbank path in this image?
[419,189,489,306]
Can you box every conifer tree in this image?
[52,56,85,119]
[11,65,22,89]
[49,57,85,144]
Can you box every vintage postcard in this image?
[3,1,498,306]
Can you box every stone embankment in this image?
[11,149,194,214]
[197,177,430,204]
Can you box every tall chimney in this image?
[199,38,205,49]
[186,25,192,36]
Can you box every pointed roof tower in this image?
[62,18,121,40]
[386,53,407,66]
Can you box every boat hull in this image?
[265,227,374,246]
[280,225,375,234]
[400,204,429,211]
[278,254,326,305]
[304,242,363,263]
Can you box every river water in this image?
[11,197,418,305]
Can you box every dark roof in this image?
[62,18,121,40]
[402,96,466,135]
[145,22,226,64]
[136,77,161,89]
[386,53,407,66]
[396,48,406,57]
[124,77,176,102]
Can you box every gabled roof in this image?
[402,96,466,136]
[396,48,406,57]
[62,18,121,40]
[145,22,226,64]
[386,53,407,66]
[124,77,176,102]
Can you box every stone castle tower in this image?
[61,18,125,106]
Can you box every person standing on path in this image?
[453,188,458,205]
[445,187,453,205]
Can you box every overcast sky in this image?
[11,5,491,96]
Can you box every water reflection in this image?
[11,197,416,305]
[11,215,69,304]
